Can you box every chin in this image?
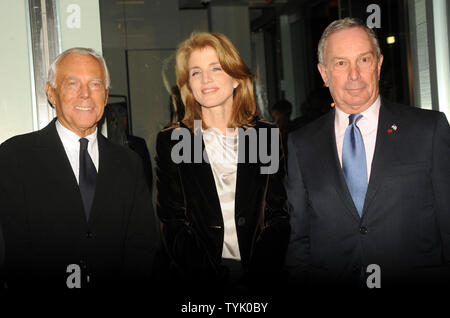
[201,103,220,108]
[346,97,370,107]
[75,117,99,128]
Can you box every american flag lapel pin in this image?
[387,123,398,134]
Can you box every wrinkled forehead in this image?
[325,27,376,59]
[56,53,105,79]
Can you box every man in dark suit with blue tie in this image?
[285,18,450,288]
[0,48,155,289]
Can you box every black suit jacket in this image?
[125,134,153,193]
[285,98,450,287]
[0,119,156,289]
[154,120,290,292]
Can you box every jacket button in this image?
[237,217,246,226]
[359,226,368,234]
[86,232,93,239]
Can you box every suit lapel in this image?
[184,124,261,225]
[88,134,122,225]
[362,100,400,215]
[186,128,223,226]
[235,126,259,219]
[35,120,129,225]
[318,110,361,221]
[35,119,86,223]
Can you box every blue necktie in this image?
[342,114,367,217]
[79,138,97,220]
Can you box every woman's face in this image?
[187,46,238,110]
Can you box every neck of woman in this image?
[201,104,233,135]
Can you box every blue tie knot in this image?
[348,113,363,126]
[79,138,89,150]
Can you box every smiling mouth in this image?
[75,106,93,111]
[201,88,218,94]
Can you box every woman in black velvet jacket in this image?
[154,32,290,294]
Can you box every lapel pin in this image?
[388,124,398,133]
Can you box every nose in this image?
[201,71,212,84]
[348,63,361,81]
[79,83,90,98]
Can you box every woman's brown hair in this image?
[175,32,257,129]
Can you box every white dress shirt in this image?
[335,96,380,180]
[55,120,99,184]
[203,127,241,261]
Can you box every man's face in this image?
[317,27,383,114]
[46,53,109,137]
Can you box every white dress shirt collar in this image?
[335,96,381,135]
[334,96,381,180]
[55,119,99,183]
[55,120,98,146]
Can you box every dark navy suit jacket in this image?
[285,98,450,287]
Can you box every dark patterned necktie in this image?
[79,138,97,220]
[342,114,367,217]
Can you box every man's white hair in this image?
[317,17,381,65]
[47,47,110,89]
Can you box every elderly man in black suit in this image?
[285,18,450,288]
[0,47,155,289]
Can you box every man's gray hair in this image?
[47,47,110,89]
[317,17,381,65]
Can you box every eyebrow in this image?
[332,51,374,60]
[64,77,80,81]
[189,62,221,71]
[64,77,104,82]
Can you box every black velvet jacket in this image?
[154,119,290,289]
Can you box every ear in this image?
[46,82,56,106]
[317,63,328,87]
[104,88,110,106]
[232,79,239,89]
[377,54,384,78]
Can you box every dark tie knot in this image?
[348,113,363,126]
[79,138,89,150]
